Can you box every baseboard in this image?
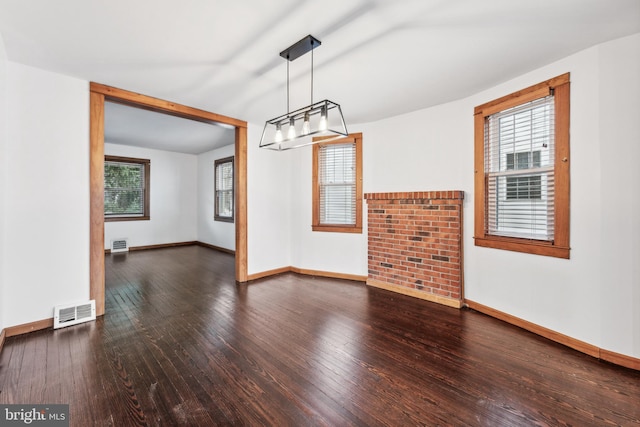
[247,267,292,281]
[465,299,640,371]
[105,241,196,254]
[247,266,367,283]
[130,241,197,251]
[196,241,235,255]
[0,329,5,354]
[290,267,367,282]
[367,279,462,309]
[105,241,235,255]
[5,318,54,338]
[598,348,640,371]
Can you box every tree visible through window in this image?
[215,156,234,222]
[474,73,570,258]
[104,156,150,221]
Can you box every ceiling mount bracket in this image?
[279,35,321,61]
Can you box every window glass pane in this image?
[506,153,514,170]
[506,176,542,200]
[485,96,554,240]
[104,161,145,216]
[516,152,530,169]
[215,158,234,220]
[319,143,356,225]
[320,185,355,224]
[532,150,541,167]
[217,190,233,217]
[216,162,233,191]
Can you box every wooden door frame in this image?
[89,82,248,316]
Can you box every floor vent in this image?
[54,300,96,329]
[111,238,129,253]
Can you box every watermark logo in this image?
[0,405,68,426]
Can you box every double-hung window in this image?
[104,155,150,221]
[312,133,362,233]
[474,74,570,258]
[215,156,234,222]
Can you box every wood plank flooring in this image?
[1,245,639,426]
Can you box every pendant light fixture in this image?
[260,35,348,151]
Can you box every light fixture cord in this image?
[286,54,290,114]
[311,41,314,105]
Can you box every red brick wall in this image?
[365,191,464,306]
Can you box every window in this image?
[474,73,570,258]
[215,156,234,222]
[104,156,150,221]
[506,151,541,200]
[312,133,362,233]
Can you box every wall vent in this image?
[111,238,129,253]
[54,300,96,329]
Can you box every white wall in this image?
[104,143,197,249]
[4,62,89,327]
[289,33,640,359]
[246,123,293,275]
[289,146,368,275]
[597,34,640,356]
[197,144,235,251]
[0,32,8,332]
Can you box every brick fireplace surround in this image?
[365,191,464,308]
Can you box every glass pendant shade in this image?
[274,123,283,143]
[318,105,328,131]
[301,112,311,135]
[260,100,348,151]
[287,117,296,140]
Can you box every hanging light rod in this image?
[260,35,348,151]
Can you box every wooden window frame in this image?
[312,133,363,233]
[104,155,150,222]
[474,73,570,259]
[214,156,234,223]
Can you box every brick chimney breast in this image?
[365,191,464,308]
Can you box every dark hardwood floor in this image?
[1,246,639,426]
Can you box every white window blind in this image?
[104,160,145,217]
[215,159,233,219]
[485,95,555,240]
[319,142,356,225]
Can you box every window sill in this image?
[475,235,570,259]
[312,225,362,234]
[214,216,234,223]
[105,216,150,222]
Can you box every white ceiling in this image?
[104,102,235,154]
[1,0,639,153]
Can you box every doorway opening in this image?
[89,83,248,316]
